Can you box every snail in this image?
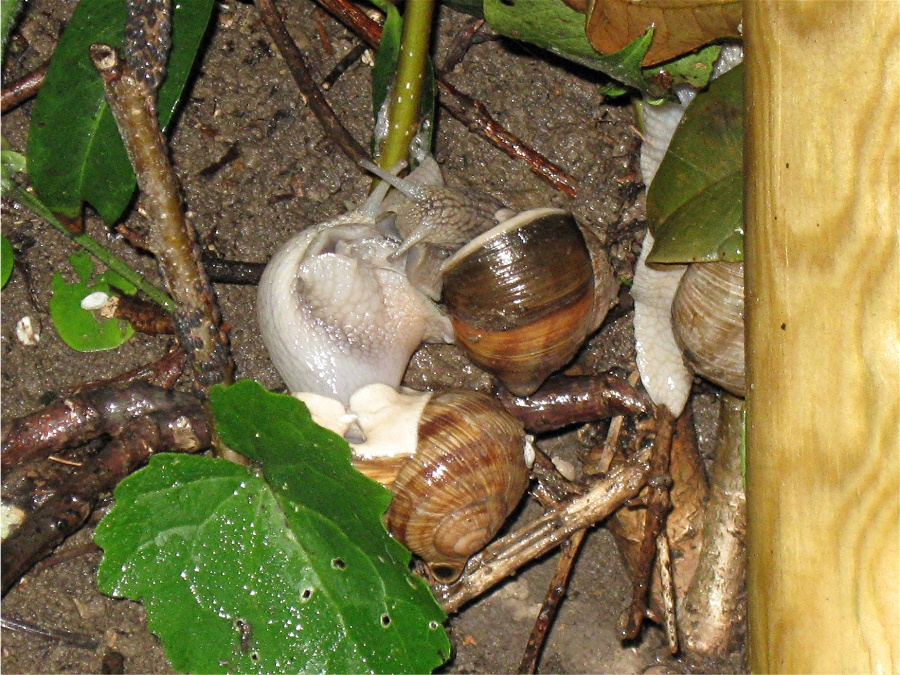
[258,159,620,577]
[442,208,619,397]
[633,44,746,413]
[298,384,532,583]
[257,166,456,406]
[671,261,745,396]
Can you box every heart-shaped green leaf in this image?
[647,63,744,263]
[27,0,214,223]
[95,381,450,674]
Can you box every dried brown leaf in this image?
[585,0,741,66]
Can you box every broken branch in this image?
[437,448,652,613]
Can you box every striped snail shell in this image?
[441,208,619,397]
[353,389,530,583]
[671,260,745,396]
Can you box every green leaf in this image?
[484,0,660,96]
[95,381,450,674]
[1,0,23,60]
[49,251,134,352]
[647,44,722,90]
[370,0,404,129]
[647,64,744,263]
[2,235,13,288]
[27,0,214,224]
[1,147,27,195]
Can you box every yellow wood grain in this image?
[745,2,899,672]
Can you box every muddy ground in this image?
[1,0,744,672]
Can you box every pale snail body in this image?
[257,180,454,405]
[257,221,454,404]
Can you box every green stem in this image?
[9,184,176,312]
[378,0,435,170]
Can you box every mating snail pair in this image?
[257,157,618,580]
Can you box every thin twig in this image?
[90,44,234,392]
[437,449,652,613]
[0,61,49,112]
[517,530,587,674]
[619,407,674,641]
[255,0,370,166]
[438,18,487,77]
[437,79,578,197]
[1,616,100,650]
[67,345,187,395]
[311,0,579,196]
[321,43,368,90]
[518,448,589,673]
[201,255,266,285]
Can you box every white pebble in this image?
[15,316,40,346]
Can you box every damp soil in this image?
[2,1,741,672]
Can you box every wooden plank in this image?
[744,2,899,671]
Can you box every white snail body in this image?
[257,178,454,405]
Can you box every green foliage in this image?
[1,235,13,288]
[371,0,404,130]
[482,0,720,98]
[1,0,23,59]
[647,64,744,263]
[0,146,27,194]
[647,44,722,90]
[27,0,214,224]
[49,251,136,352]
[95,381,450,674]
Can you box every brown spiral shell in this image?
[441,208,617,397]
[384,390,529,582]
[671,261,745,396]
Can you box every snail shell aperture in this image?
[671,260,745,396]
[441,208,618,397]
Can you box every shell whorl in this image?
[441,209,618,397]
[384,390,529,582]
[671,260,745,396]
